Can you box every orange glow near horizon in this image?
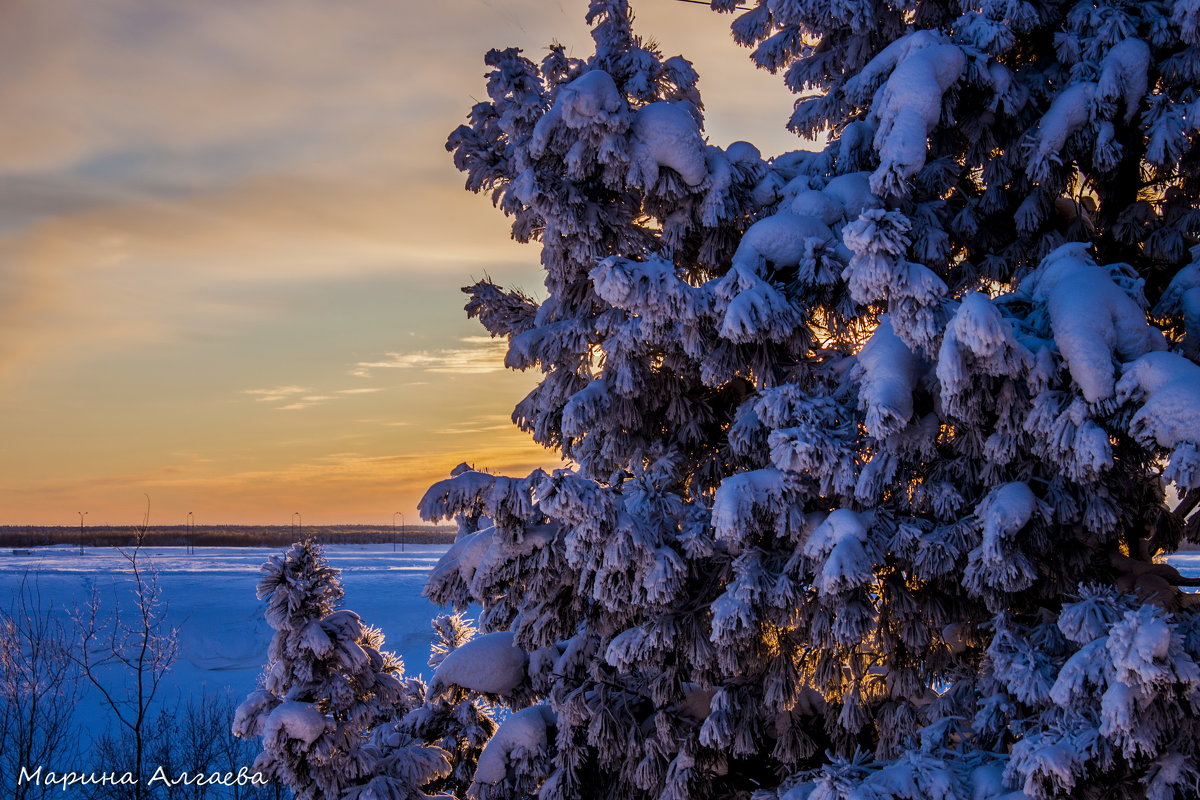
[0,0,804,526]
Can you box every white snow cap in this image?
[937,291,1030,417]
[1118,351,1200,488]
[555,69,626,128]
[978,482,1037,543]
[868,33,966,195]
[945,291,1026,367]
[790,189,846,226]
[1028,83,1096,180]
[732,213,837,271]
[1154,250,1200,336]
[712,468,785,544]
[431,630,529,695]
[725,140,761,164]
[1025,243,1165,403]
[1097,38,1151,123]
[263,700,329,746]
[472,704,556,785]
[1118,351,1200,449]
[963,482,1043,596]
[232,689,278,739]
[857,316,921,437]
[822,172,881,219]
[803,509,875,596]
[427,525,495,590]
[630,101,708,186]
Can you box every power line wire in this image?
[674,0,752,9]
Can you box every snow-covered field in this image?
[5,544,1197,714]
[0,544,452,732]
[3,543,1199,795]
[1173,552,1200,583]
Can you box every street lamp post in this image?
[292,512,302,539]
[399,512,405,553]
[392,512,401,552]
[77,511,87,555]
[186,511,195,555]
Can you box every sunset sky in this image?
[0,0,803,526]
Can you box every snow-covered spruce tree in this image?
[397,614,499,798]
[234,540,451,799]
[427,0,1200,798]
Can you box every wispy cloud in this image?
[351,336,507,378]
[437,414,514,436]
[244,387,376,411]
[242,385,308,402]
[242,386,308,395]
[277,395,335,410]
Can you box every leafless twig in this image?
[68,497,178,800]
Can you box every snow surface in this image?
[542,69,625,131]
[712,468,785,543]
[822,172,880,219]
[1156,251,1200,331]
[789,189,845,226]
[0,544,451,746]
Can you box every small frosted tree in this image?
[396,614,498,798]
[234,540,451,799]
[426,0,1200,798]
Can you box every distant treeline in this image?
[0,524,456,548]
